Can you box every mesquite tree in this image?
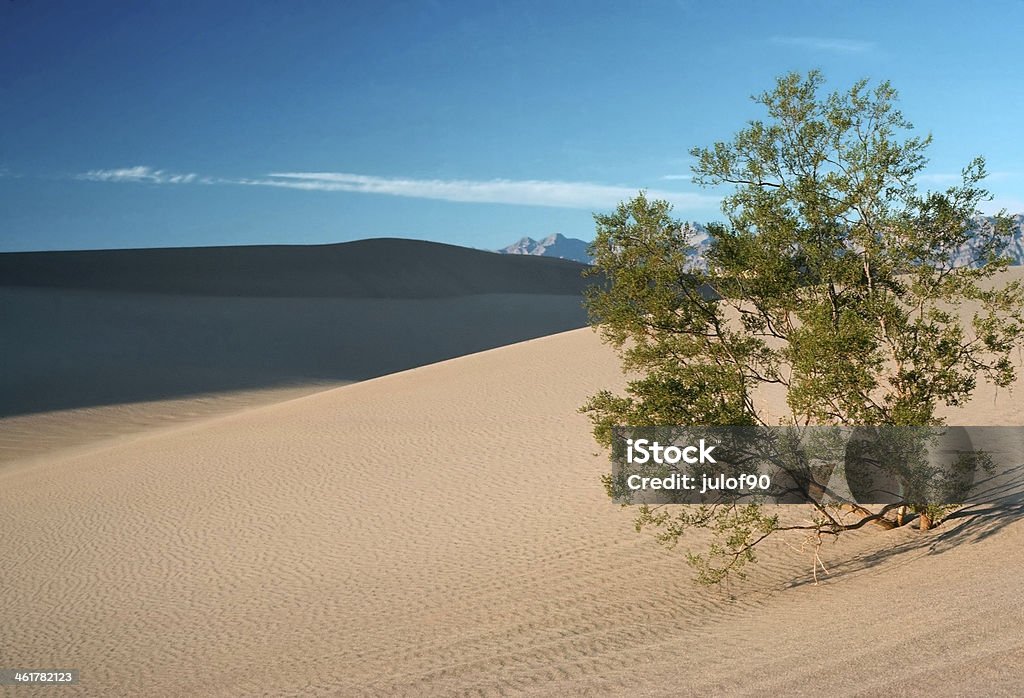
[582,71,1024,583]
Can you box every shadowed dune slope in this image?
[0,290,588,417]
[0,238,592,297]
[0,239,594,419]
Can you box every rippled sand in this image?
[2,326,1023,696]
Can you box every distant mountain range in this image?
[500,215,1024,268]
[498,233,593,264]
[951,213,1024,267]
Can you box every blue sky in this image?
[2,0,1022,252]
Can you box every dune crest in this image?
[0,238,591,298]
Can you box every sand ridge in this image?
[0,288,592,464]
[1,239,596,463]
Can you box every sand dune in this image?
[1,239,593,463]
[0,289,587,412]
[0,238,591,298]
[2,324,1023,696]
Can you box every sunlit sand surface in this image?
[2,257,1022,695]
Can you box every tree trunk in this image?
[838,503,898,529]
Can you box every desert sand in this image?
[2,257,1023,696]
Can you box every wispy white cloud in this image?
[770,36,875,53]
[242,171,720,210]
[75,166,721,211]
[660,173,692,181]
[64,164,1024,217]
[78,165,199,184]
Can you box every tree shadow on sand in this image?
[785,463,1024,588]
